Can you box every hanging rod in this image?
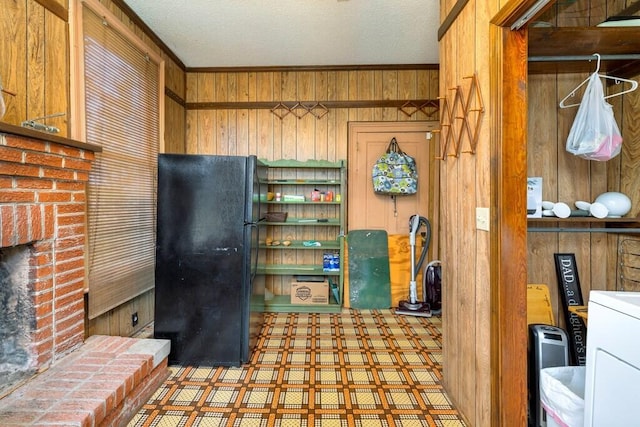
[529,54,640,62]
[528,228,640,233]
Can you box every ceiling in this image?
[123,0,440,68]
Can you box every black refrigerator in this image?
[154,154,266,366]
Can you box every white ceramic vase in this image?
[594,192,632,218]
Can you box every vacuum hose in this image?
[408,215,431,304]
[410,215,431,279]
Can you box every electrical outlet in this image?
[131,312,138,327]
[476,207,490,231]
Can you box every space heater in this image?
[528,324,570,427]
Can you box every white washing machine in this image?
[584,291,640,426]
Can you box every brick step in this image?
[0,335,170,427]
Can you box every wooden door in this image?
[347,121,439,235]
[346,121,440,306]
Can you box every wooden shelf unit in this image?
[259,159,346,313]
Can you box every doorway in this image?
[346,121,440,305]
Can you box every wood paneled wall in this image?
[0,0,69,134]
[1,0,187,336]
[184,68,440,298]
[0,0,186,152]
[438,0,508,425]
[527,1,640,332]
[184,69,439,160]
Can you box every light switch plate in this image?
[476,207,490,231]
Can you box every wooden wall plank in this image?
[441,5,462,418]
[256,72,274,160]
[296,71,314,160]
[357,70,374,121]
[381,70,398,120]
[455,1,477,420]
[473,0,494,425]
[0,0,25,125]
[185,74,198,153]
[235,72,249,155]
[26,1,45,122]
[527,71,561,315]
[164,55,185,99]
[227,73,238,154]
[165,97,185,153]
[315,71,330,161]
[44,9,68,134]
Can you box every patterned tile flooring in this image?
[128,309,466,426]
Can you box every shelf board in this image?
[266,179,340,185]
[528,27,640,77]
[267,201,341,205]
[263,295,342,313]
[527,216,640,233]
[261,159,345,169]
[260,240,341,250]
[527,217,639,223]
[257,264,341,275]
[265,218,341,225]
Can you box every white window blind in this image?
[82,3,160,319]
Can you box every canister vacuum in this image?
[395,214,441,317]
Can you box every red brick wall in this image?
[0,133,95,368]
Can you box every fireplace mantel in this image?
[0,122,102,153]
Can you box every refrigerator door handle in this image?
[245,218,266,226]
[249,222,259,280]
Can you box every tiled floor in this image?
[129,309,466,426]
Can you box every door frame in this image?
[489,4,532,425]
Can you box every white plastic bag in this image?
[565,72,622,161]
[540,366,585,427]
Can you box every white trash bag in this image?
[565,72,622,161]
[540,366,585,427]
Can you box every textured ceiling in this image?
[123,0,440,68]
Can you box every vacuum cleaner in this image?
[395,214,442,317]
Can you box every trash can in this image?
[539,366,585,427]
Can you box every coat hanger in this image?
[559,53,639,108]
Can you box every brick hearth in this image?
[0,335,170,426]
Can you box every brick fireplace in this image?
[0,129,97,394]
[0,127,170,426]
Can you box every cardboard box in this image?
[527,177,542,218]
[291,280,329,305]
